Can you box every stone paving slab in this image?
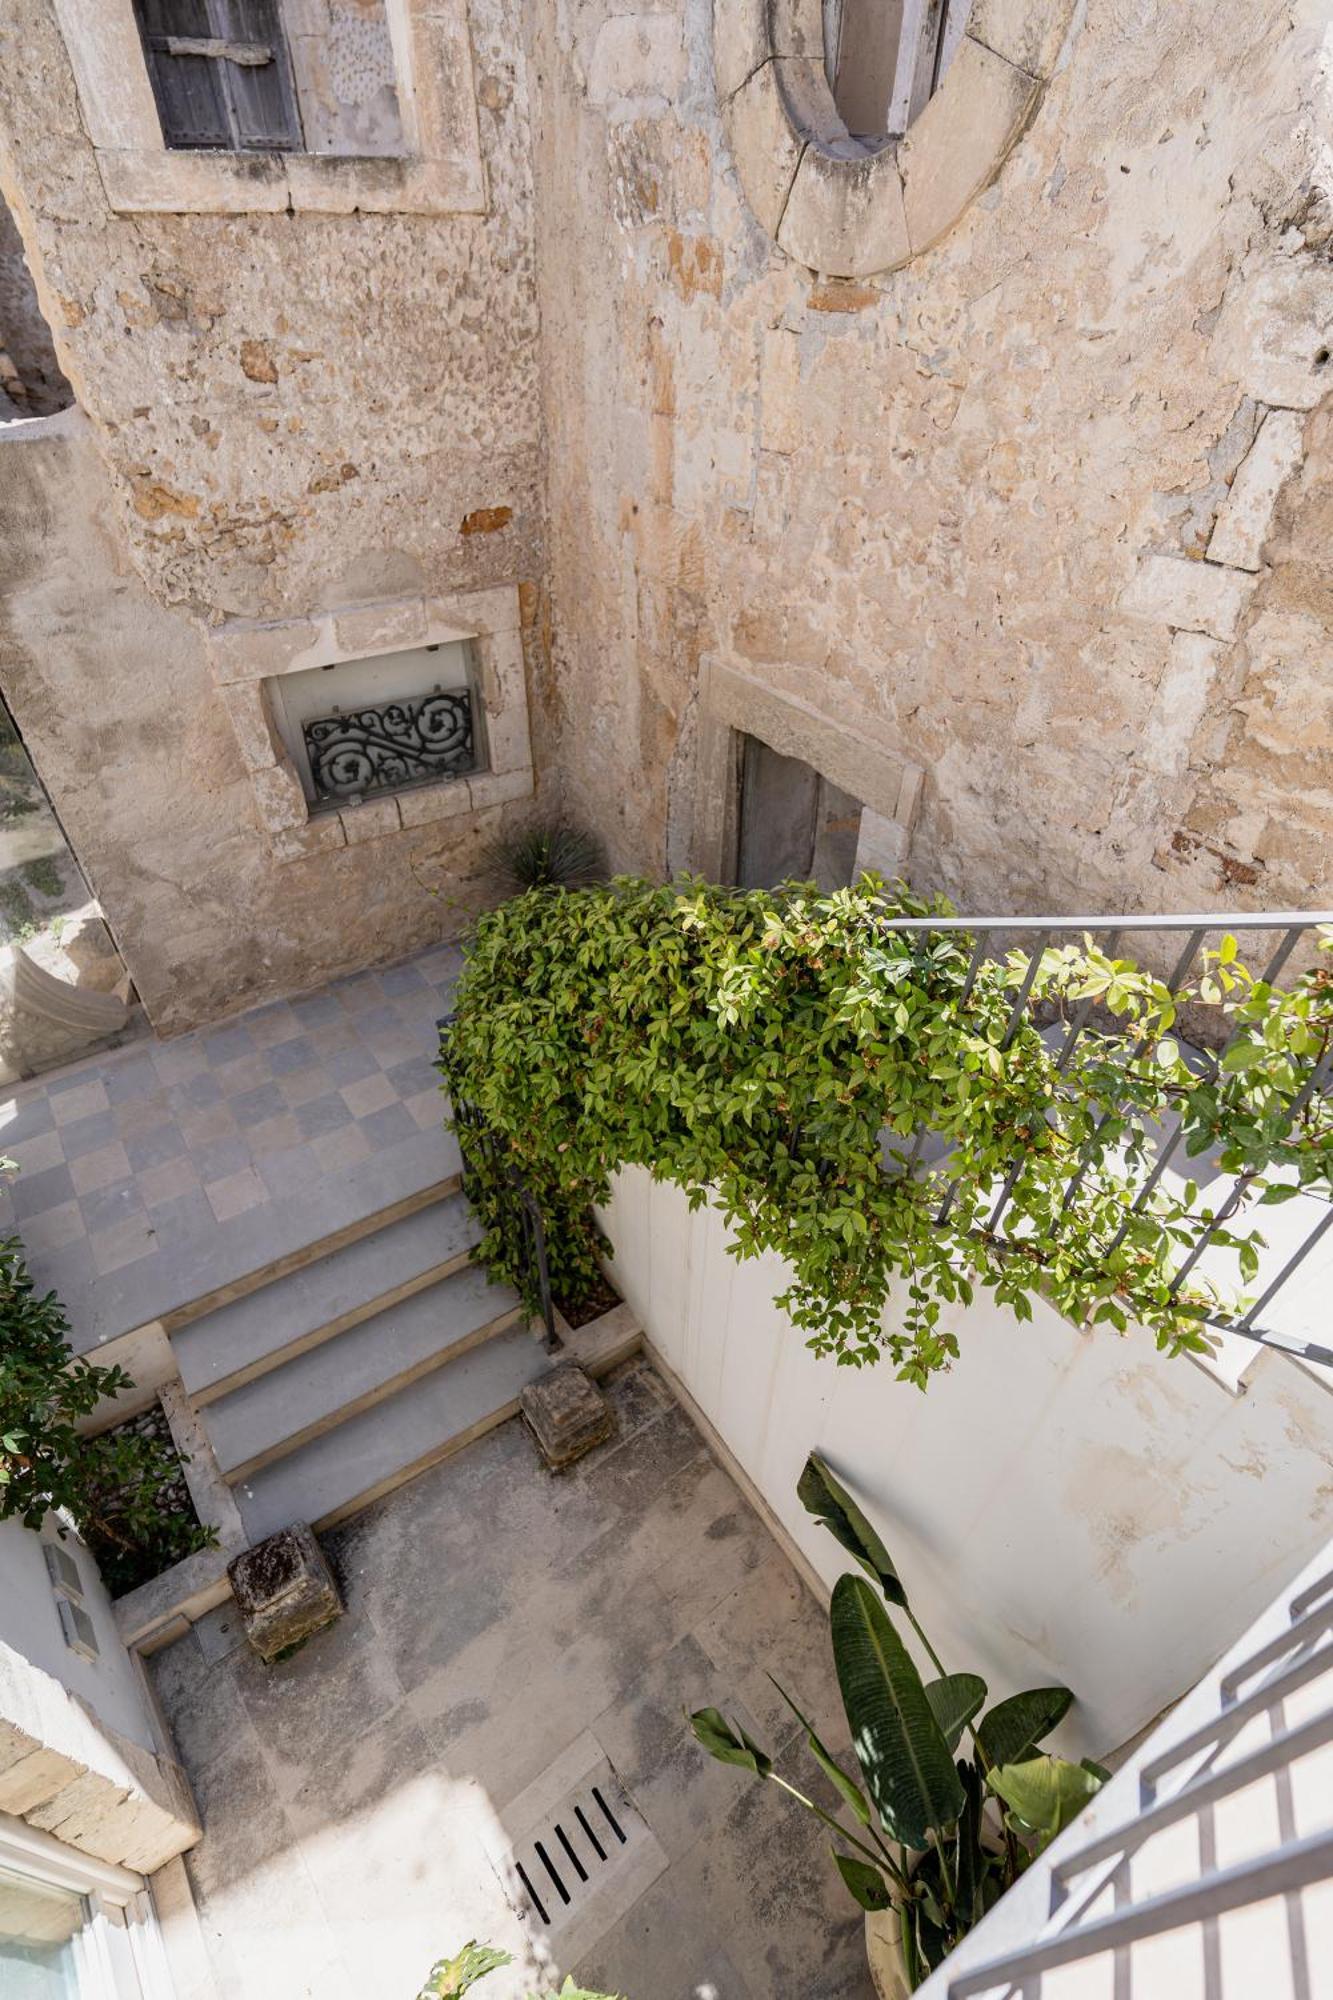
[149,1359,874,2000]
[0,945,463,1352]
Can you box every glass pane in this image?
[0,1862,85,1998]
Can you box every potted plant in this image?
[691,1454,1108,1994]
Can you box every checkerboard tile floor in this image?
[0,945,463,1353]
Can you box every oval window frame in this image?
[716,0,1077,278]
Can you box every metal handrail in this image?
[436,1016,561,1353]
[868,909,1333,1373]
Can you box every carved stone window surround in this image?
[715,0,1077,278]
[688,656,924,882]
[209,585,533,864]
[51,0,484,216]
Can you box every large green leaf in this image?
[417,1943,512,1997]
[977,1686,1073,1768]
[798,1453,907,1606]
[833,1851,893,1911]
[923,1673,987,1752]
[831,1575,964,1847]
[689,1707,772,1777]
[988,1755,1105,1854]
[769,1673,872,1824]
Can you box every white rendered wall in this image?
[0,1515,158,1752]
[599,1166,1333,1757]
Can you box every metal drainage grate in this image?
[514,1782,627,1927]
[492,1753,663,1955]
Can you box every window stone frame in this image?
[688,657,924,883]
[716,0,1076,278]
[51,0,484,216]
[209,585,533,863]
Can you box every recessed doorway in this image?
[735,733,863,891]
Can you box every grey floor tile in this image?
[268,1035,318,1076]
[358,1102,416,1149]
[12,1163,77,1219]
[78,1177,145,1234]
[295,1092,354,1140]
[125,1122,189,1173]
[58,1109,119,1158]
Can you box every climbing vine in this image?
[441,878,1333,1384]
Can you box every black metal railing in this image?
[437,1016,560,1353]
[872,910,1333,1372]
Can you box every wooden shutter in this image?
[133,0,302,152]
[136,0,233,150]
[209,0,303,152]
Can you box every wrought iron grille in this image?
[303,687,475,803]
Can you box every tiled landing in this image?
[0,946,462,1352]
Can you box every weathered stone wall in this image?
[0,0,547,1031]
[533,0,1333,920]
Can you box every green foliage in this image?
[486,822,606,895]
[444,876,1333,1384]
[689,1451,1109,1988]
[416,1944,622,1999]
[20,855,65,900]
[0,1207,215,1592]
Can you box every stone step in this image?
[233,1320,552,1541]
[173,1185,475,1406]
[202,1262,527,1485]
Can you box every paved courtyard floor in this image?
[0,945,462,1351]
[149,1358,875,2000]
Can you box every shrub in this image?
[0,1206,215,1591]
[442,875,1333,1384]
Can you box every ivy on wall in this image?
[441,878,1333,1384]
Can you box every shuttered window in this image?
[825,0,972,144]
[133,0,304,152]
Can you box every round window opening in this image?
[718,0,1074,278]
[824,0,972,152]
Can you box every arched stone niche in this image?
[716,0,1078,278]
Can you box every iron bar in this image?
[1140,1641,1333,1803]
[948,1824,1333,1997]
[875,911,1333,934]
[1235,1204,1333,1334]
[1290,1567,1333,1623]
[1049,1707,1333,1890]
[1221,1597,1333,1703]
[1168,1043,1333,1301]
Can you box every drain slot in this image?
[575,1802,606,1862]
[593,1785,626,1845]
[555,1823,588,1883]
[494,1754,660,1949]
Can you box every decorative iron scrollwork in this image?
[303,688,476,802]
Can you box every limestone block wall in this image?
[0,0,549,1031]
[533,0,1333,917]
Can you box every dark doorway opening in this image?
[735,734,863,891]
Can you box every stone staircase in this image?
[166,1170,543,1542]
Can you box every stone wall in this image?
[0,0,1330,1034]
[0,0,548,1032]
[534,0,1333,919]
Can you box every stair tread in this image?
[174,1191,477,1398]
[202,1262,524,1477]
[234,1323,551,1540]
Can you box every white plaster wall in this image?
[0,1515,158,1752]
[600,1165,1333,1758]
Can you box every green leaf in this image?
[769,1675,872,1825]
[1221,1042,1266,1072]
[798,1453,907,1606]
[923,1673,987,1752]
[833,1850,893,1912]
[977,1687,1073,1768]
[987,1755,1105,1854]
[416,1942,513,1997]
[830,1575,964,1847]
[689,1707,772,1778]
